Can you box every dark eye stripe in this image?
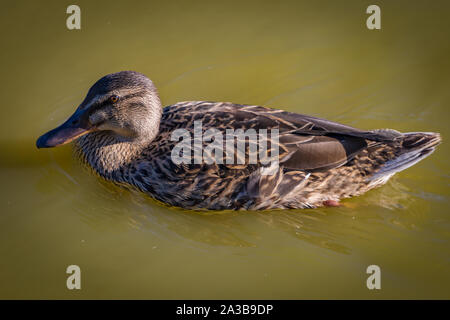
[87,90,147,113]
[88,99,110,113]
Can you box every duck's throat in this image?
[74,132,146,180]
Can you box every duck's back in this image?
[126,101,440,210]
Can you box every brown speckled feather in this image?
[74,100,441,210]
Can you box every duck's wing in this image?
[160,101,401,172]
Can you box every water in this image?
[1,0,449,299]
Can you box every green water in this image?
[1,0,449,299]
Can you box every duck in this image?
[36,71,441,210]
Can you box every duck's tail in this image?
[370,131,441,182]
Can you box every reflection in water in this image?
[43,157,422,255]
[256,210,352,254]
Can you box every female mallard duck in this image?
[36,71,441,210]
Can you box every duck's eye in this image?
[110,95,119,103]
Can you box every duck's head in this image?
[36,71,162,148]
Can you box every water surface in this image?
[0,0,449,299]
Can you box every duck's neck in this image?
[74,132,150,180]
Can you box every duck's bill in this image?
[36,109,94,148]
